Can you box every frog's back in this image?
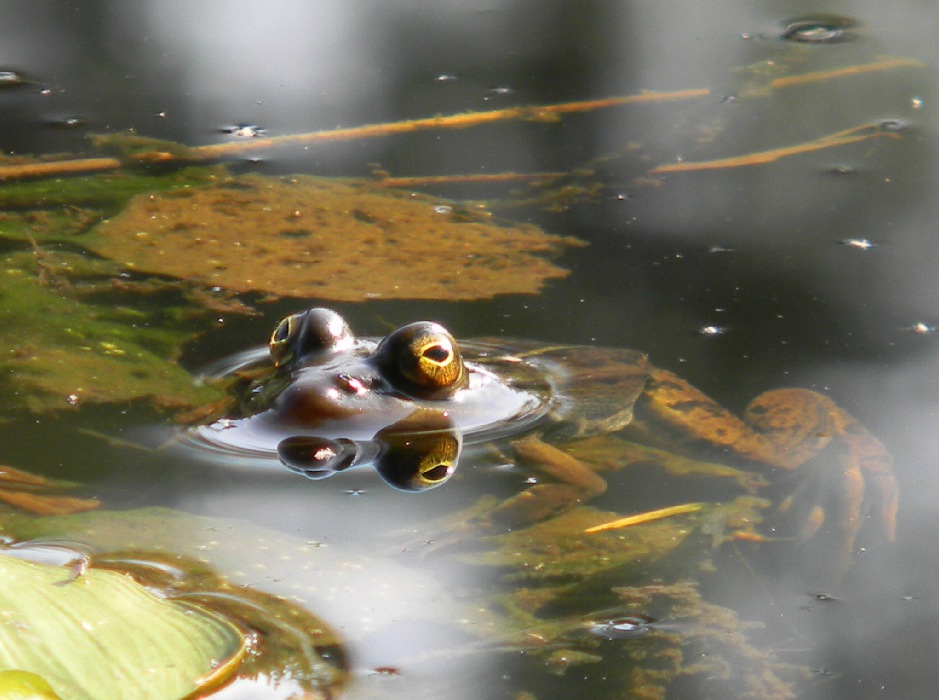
[473,340,652,441]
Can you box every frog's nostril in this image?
[337,374,369,396]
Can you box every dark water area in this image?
[2,1,939,698]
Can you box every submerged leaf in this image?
[84,174,584,301]
[0,553,245,700]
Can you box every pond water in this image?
[2,1,938,698]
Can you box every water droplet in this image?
[781,15,856,43]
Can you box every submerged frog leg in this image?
[636,370,897,565]
[745,389,897,562]
[487,435,607,527]
[0,465,100,515]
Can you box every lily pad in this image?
[84,174,584,301]
[0,553,245,700]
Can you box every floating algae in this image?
[84,174,584,301]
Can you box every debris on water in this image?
[907,322,936,335]
[839,238,876,250]
[486,86,515,97]
[780,15,857,43]
[45,116,87,130]
[0,69,27,87]
[699,325,727,336]
[218,124,267,138]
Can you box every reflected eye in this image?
[373,321,467,399]
[269,308,354,368]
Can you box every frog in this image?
[191,307,897,563]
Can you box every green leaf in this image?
[0,553,245,700]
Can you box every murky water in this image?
[2,1,938,698]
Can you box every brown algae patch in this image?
[86,174,584,301]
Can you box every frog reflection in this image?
[194,307,897,561]
[277,412,463,492]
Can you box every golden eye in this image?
[374,321,467,399]
[269,308,354,368]
[269,313,303,367]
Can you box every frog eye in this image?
[374,321,467,399]
[269,308,354,368]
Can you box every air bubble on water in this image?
[780,15,856,43]
[912,96,924,109]
[435,73,457,82]
[590,616,654,640]
[879,119,909,132]
[434,205,452,214]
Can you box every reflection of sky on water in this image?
[2,0,939,697]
